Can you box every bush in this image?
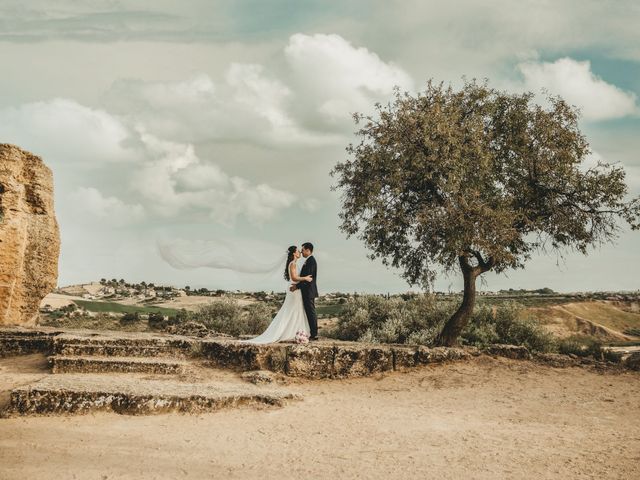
[330,294,453,345]
[148,312,166,329]
[167,308,189,325]
[332,296,557,351]
[462,302,556,352]
[120,312,140,324]
[245,303,273,335]
[191,298,245,336]
[557,335,621,362]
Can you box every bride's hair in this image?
[284,245,297,281]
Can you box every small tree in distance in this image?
[332,80,639,346]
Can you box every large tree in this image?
[332,80,639,346]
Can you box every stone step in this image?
[53,342,193,359]
[3,374,300,416]
[0,333,55,357]
[51,332,196,358]
[49,355,189,375]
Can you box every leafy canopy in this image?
[332,80,639,289]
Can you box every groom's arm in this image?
[309,257,317,280]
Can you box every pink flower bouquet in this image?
[295,330,310,344]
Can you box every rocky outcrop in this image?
[0,144,60,326]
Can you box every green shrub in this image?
[330,294,452,345]
[120,312,140,324]
[148,312,166,329]
[462,302,556,352]
[168,308,189,325]
[245,303,273,335]
[557,335,621,362]
[192,298,244,335]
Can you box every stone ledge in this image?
[3,375,300,416]
[50,355,189,375]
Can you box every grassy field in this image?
[73,300,178,316]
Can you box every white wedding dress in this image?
[244,261,310,344]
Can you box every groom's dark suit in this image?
[299,255,318,338]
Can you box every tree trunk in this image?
[435,256,479,346]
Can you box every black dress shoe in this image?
[310,336,319,341]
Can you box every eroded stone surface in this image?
[333,344,394,378]
[485,344,532,360]
[50,355,189,375]
[0,144,60,326]
[4,374,299,416]
[201,340,288,373]
[241,370,276,384]
[286,344,335,378]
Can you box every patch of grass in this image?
[74,300,178,316]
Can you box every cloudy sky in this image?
[1,0,638,293]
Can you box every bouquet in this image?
[294,330,310,344]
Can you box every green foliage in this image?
[148,312,166,329]
[168,308,189,325]
[190,298,271,337]
[332,296,557,351]
[330,295,453,345]
[461,302,556,352]
[557,335,622,362]
[74,300,177,316]
[333,80,640,290]
[245,303,273,335]
[332,79,640,346]
[120,312,140,324]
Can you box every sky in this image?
[0,0,638,294]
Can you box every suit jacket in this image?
[299,255,318,298]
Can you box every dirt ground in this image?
[1,355,639,480]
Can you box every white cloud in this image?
[133,130,297,224]
[518,58,638,121]
[285,33,414,124]
[67,187,145,226]
[0,98,135,164]
[0,96,304,226]
[104,68,339,146]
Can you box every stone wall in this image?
[0,144,60,326]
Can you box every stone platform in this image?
[4,374,299,416]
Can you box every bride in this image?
[244,245,312,344]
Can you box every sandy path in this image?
[1,356,639,479]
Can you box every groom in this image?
[291,242,318,340]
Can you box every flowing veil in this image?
[156,237,288,279]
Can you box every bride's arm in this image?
[289,262,312,282]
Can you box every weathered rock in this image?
[333,344,393,377]
[164,321,211,338]
[241,370,276,384]
[52,331,196,358]
[624,351,640,371]
[485,344,532,360]
[392,346,418,370]
[0,327,57,357]
[201,340,288,373]
[0,144,60,326]
[3,375,299,416]
[286,344,334,378]
[533,352,581,368]
[416,346,467,364]
[50,355,189,375]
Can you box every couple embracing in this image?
[245,242,318,344]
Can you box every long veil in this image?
[156,237,288,279]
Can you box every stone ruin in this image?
[0,144,60,326]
